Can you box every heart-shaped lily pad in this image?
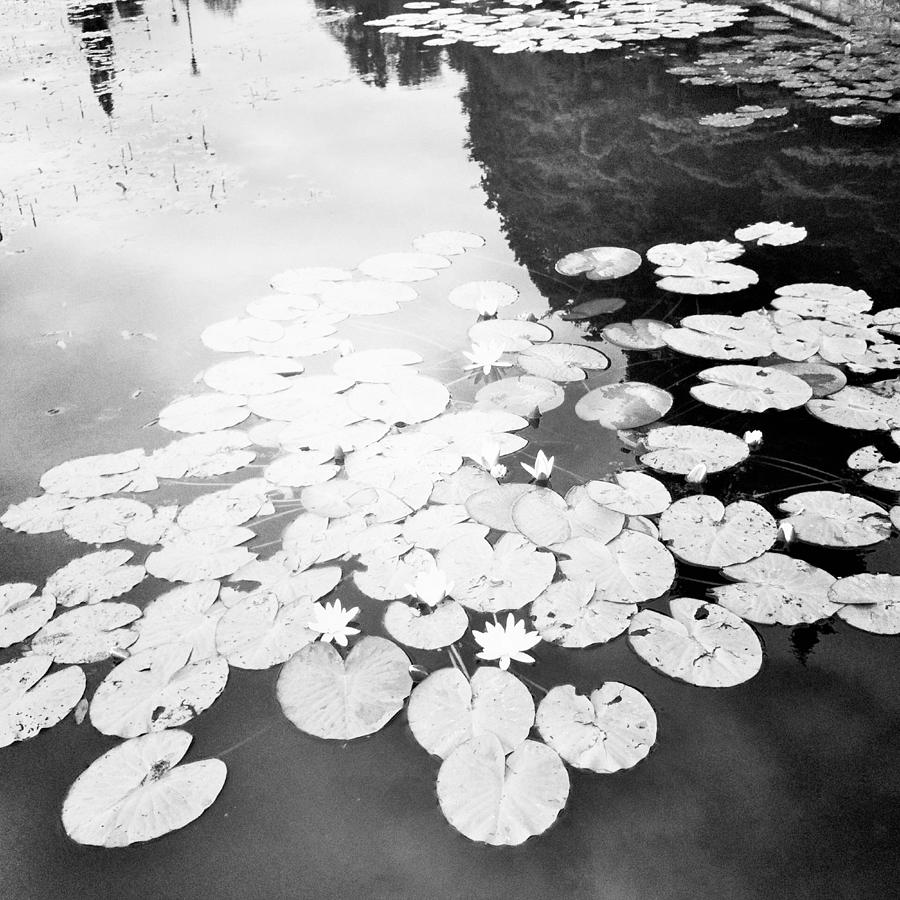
[691,365,812,412]
[408,666,534,759]
[276,636,412,740]
[639,425,749,475]
[530,579,636,648]
[777,491,892,547]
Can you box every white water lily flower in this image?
[470,442,507,479]
[686,462,708,484]
[473,613,541,670]
[306,599,360,647]
[743,430,763,450]
[406,569,454,609]
[777,521,795,545]
[521,450,554,484]
[462,342,511,375]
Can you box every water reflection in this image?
[67,1,145,114]
[318,1,900,301]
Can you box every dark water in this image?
[1,1,899,897]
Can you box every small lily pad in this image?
[383,599,468,649]
[554,247,641,280]
[832,574,900,634]
[601,318,672,350]
[0,583,54,649]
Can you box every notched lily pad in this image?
[777,491,891,548]
[536,682,656,773]
[639,425,749,475]
[832,573,900,634]
[530,579,636,648]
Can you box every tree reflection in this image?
[317,1,900,304]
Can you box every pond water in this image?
[1,0,899,897]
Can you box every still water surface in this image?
[0,0,898,897]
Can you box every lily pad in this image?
[691,365,812,412]
[449,281,519,313]
[734,221,807,246]
[61,730,227,847]
[31,602,141,664]
[270,267,352,294]
[62,498,153,544]
[40,449,147,498]
[333,348,422,383]
[832,574,900,634]
[517,343,609,382]
[383,599,469,649]
[46,550,145,608]
[346,376,450,425]
[0,583,54,649]
[276,636,412,740]
[777,491,891,548]
[408,666,534,758]
[321,280,417,315]
[629,598,763,687]
[130,582,225,659]
[662,313,775,359]
[476,375,564,417]
[586,472,671,516]
[561,298,627,320]
[148,431,255,479]
[145,527,256,582]
[768,362,846,398]
[90,645,228,738]
[1,494,83,534]
[601,319,672,350]
[0,656,85,748]
[535,682,656,773]
[437,533,556,613]
[530,579,636,648]
[556,532,675,604]
[465,483,537,532]
[807,385,900,431]
[158,393,249,434]
[712,553,839,625]
[639,425,750,475]
[554,247,641,280]
[412,231,485,256]
[575,382,673,429]
[358,252,450,282]
[215,591,318,669]
[202,356,302,395]
[436,735,569,846]
[659,496,777,568]
[201,317,284,353]
[469,319,553,352]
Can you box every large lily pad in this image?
[832,574,900,634]
[130,582,225,660]
[662,313,775,360]
[408,667,534,759]
[691,365,812,412]
[556,532,675,604]
[777,491,891,548]
[39,449,148,498]
[90,645,228,738]
[146,527,256,582]
[530,579,636,648]
[436,735,569,846]
[61,730,226,847]
[437,534,556,613]
[62,498,153,545]
[639,425,749,475]
[516,343,609,382]
[276,636,412,740]
[629,598,763,687]
[346,376,449,424]
[0,656,85,748]
[712,553,839,625]
[158,393,249,434]
[575,382,673,429]
[536,682,656,773]
[148,431,255,479]
[659,496,777,568]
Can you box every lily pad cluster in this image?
[1,223,898,850]
[365,0,748,56]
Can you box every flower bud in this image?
[686,462,707,484]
